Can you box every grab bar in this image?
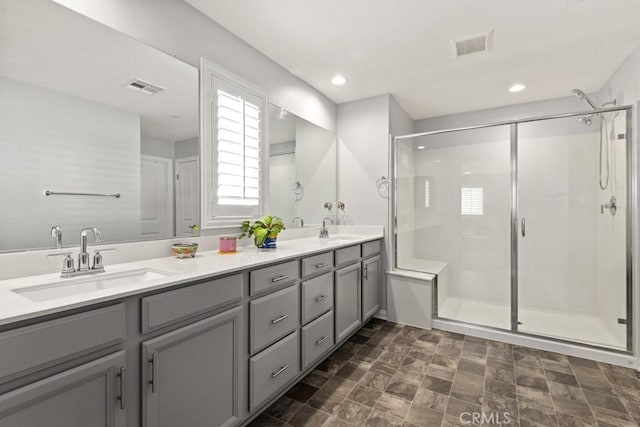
[44,190,121,198]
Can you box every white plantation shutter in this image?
[424,179,430,208]
[461,187,483,215]
[216,90,261,206]
[200,58,268,227]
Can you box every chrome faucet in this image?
[48,227,113,278]
[51,225,63,249]
[319,217,331,239]
[78,227,102,271]
[293,216,304,228]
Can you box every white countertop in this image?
[0,232,382,327]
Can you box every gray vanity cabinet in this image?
[362,255,381,320]
[141,306,242,427]
[0,351,126,427]
[335,262,362,342]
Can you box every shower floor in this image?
[438,296,626,350]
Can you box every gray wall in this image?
[141,135,175,159]
[52,0,337,132]
[336,94,414,314]
[175,137,198,159]
[0,76,141,250]
[414,95,591,132]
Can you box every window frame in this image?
[200,58,269,229]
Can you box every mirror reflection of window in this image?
[424,179,430,208]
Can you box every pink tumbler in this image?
[219,236,237,253]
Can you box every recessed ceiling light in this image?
[331,75,347,86]
[509,83,526,93]
[417,145,425,150]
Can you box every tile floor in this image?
[248,319,640,427]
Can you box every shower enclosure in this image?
[393,105,633,352]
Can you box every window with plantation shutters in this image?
[461,187,483,216]
[424,179,430,208]
[201,58,268,227]
[217,90,261,206]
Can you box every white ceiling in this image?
[0,0,198,141]
[186,0,640,119]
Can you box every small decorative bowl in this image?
[172,242,199,258]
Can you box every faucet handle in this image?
[47,252,75,275]
[92,248,115,270]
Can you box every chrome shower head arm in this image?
[571,88,599,110]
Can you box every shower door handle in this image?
[521,218,526,237]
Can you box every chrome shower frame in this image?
[391,104,635,354]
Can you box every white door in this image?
[175,157,199,236]
[141,155,174,239]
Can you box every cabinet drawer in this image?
[250,285,300,354]
[335,245,360,267]
[250,331,300,411]
[0,304,125,382]
[250,260,298,295]
[301,272,333,324]
[301,311,334,370]
[362,240,381,259]
[301,252,333,278]
[141,274,242,333]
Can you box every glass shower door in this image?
[516,113,628,350]
[396,126,512,330]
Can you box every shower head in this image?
[577,115,593,126]
[571,88,599,110]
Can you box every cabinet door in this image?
[335,263,362,342]
[142,306,242,427]
[0,351,126,427]
[362,255,381,320]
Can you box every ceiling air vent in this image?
[126,79,165,95]
[451,30,493,58]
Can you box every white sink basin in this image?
[321,235,362,244]
[12,268,176,302]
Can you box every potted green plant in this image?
[240,215,285,248]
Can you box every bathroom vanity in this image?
[0,234,382,427]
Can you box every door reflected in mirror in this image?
[268,105,336,227]
[0,0,199,252]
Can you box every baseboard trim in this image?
[373,309,388,320]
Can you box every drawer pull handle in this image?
[271,364,290,378]
[315,263,329,269]
[316,336,329,345]
[271,275,290,283]
[149,352,159,393]
[117,366,126,410]
[272,314,290,324]
[314,295,328,303]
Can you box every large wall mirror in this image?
[268,105,336,227]
[0,0,199,252]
